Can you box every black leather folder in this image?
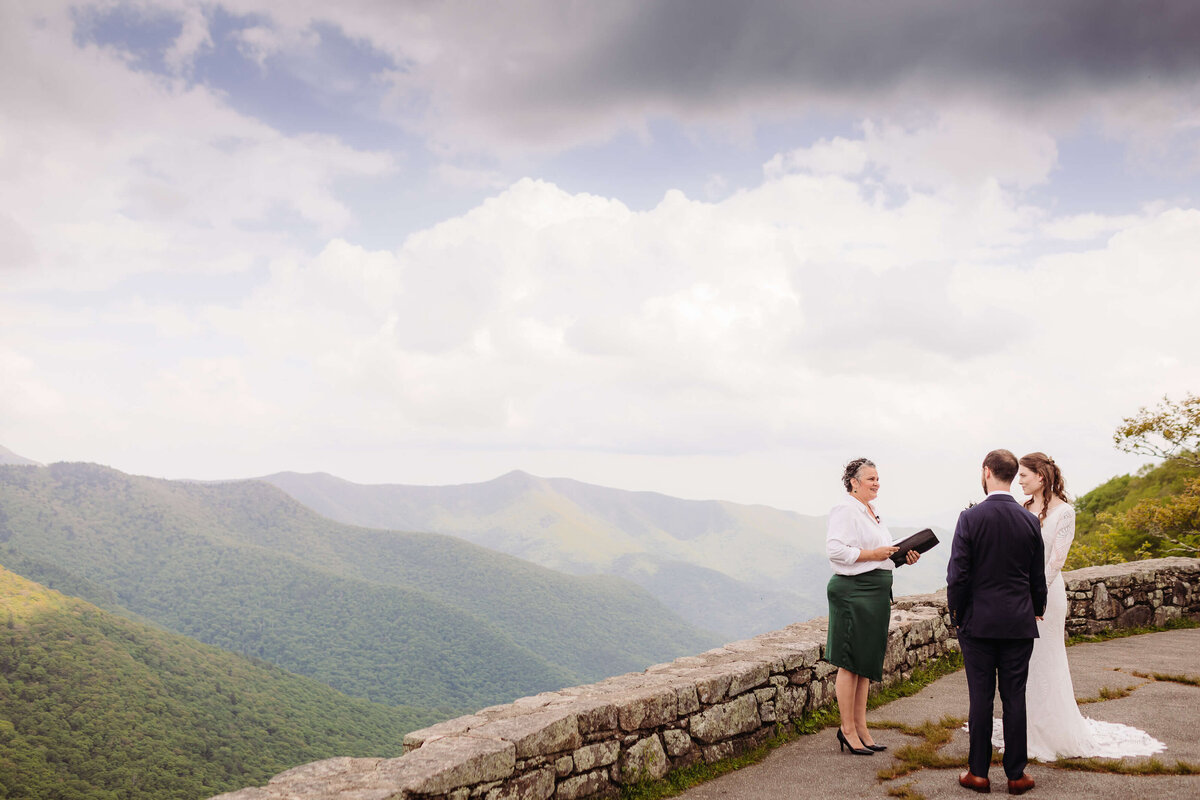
[889,528,939,566]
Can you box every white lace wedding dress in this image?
[988,503,1165,760]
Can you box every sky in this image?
[2,0,1199,525]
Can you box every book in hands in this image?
[890,528,939,566]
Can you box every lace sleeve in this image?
[1045,505,1076,585]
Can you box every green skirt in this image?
[826,570,893,682]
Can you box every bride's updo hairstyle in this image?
[1020,451,1068,522]
[842,457,876,492]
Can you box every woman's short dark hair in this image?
[842,457,876,492]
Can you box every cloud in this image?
[767,110,1059,193]
[1041,211,1150,242]
[764,137,867,180]
[0,0,395,289]
[188,150,1194,462]
[92,0,1196,158]
[159,131,1194,491]
[351,0,1200,155]
[163,3,213,74]
[4,148,1195,512]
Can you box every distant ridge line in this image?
[0,444,41,466]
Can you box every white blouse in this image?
[826,493,895,576]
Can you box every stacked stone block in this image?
[1061,558,1200,635]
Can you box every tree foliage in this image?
[1113,392,1200,468]
[1117,477,1200,556]
[0,566,431,800]
[1068,394,1200,567]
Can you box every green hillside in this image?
[0,463,716,712]
[0,565,430,800]
[1069,455,1199,567]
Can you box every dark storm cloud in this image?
[553,0,1200,102]
[408,0,1200,147]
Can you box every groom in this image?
[947,449,1047,795]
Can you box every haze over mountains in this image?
[262,470,951,638]
[0,444,40,466]
[0,460,716,714]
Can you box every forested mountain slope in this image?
[262,469,948,636]
[0,463,716,713]
[0,566,429,800]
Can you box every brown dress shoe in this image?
[959,770,991,793]
[1007,773,1035,795]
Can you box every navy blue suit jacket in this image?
[946,493,1047,639]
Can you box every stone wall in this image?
[1060,559,1200,635]
[214,557,1200,800]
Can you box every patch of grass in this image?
[867,650,965,710]
[619,727,789,800]
[1077,685,1135,704]
[1128,670,1200,687]
[876,742,964,780]
[872,717,959,748]
[885,781,925,799]
[873,716,966,780]
[1050,757,1200,776]
[793,703,840,735]
[1066,616,1199,646]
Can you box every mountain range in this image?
[0,461,717,714]
[261,469,951,638]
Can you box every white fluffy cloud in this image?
[0,0,394,288]
[767,109,1059,192]
[186,149,1197,474]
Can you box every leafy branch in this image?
[1113,392,1200,468]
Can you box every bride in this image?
[988,452,1165,760]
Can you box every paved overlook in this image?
[680,628,1200,800]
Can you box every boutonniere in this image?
[964,501,977,510]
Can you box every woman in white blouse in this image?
[826,458,920,756]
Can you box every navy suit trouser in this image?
[958,633,1035,780]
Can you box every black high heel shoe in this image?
[863,742,887,752]
[836,727,875,755]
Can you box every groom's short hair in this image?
[983,449,1019,482]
